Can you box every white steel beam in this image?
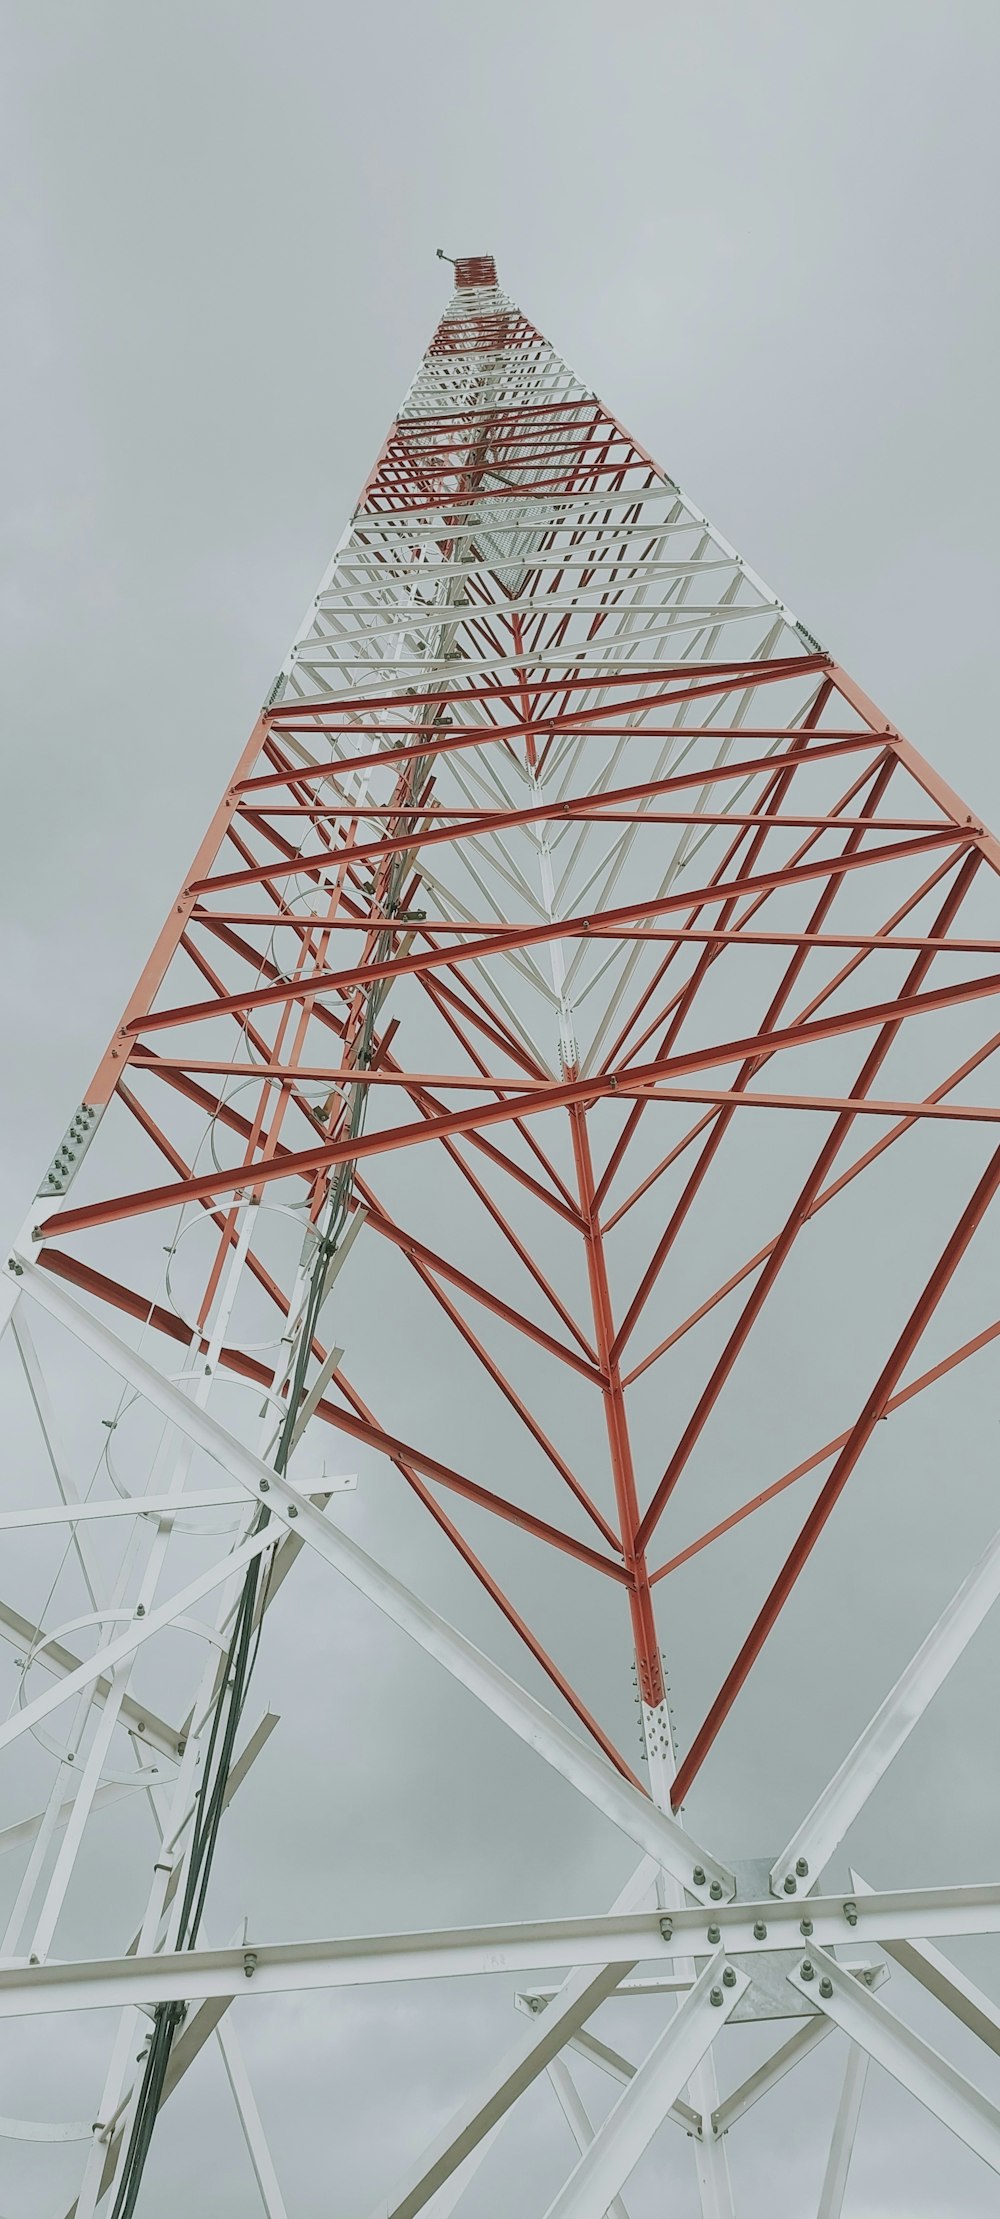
[216,2016,289,2218]
[11,1306,102,1605]
[61,1995,235,2218]
[0,1779,140,1860]
[0,1524,277,1757]
[0,1487,251,1530]
[519,1999,702,2138]
[711,2019,833,2135]
[816,2044,869,2219]
[787,1946,1000,2174]
[885,1942,1000,2057]
[7,1642,176,1758]
[547,2057,631,2219]
[852,1871,1000,2060]
[419,2127,504,2218]
[3,1887,1000,2021]
[772,1515,1000,1896]
[10,1256,733,1906]
[365,1962,636,2219]
[540,1957,749,2219]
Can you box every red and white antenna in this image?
[4,255,1000,2213]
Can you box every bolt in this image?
[707,1924,720,1945]
[259,1477,269,1491]
[795,1857,809,1877]
[709,1880,724,1900]
[244,1951,257,1979]
[692,1866,706,1887]
[658,1916,673,1941]
[800,1917,813,1937]
[783,1876,797,1895]
[7,1258,22,1275]
[800,1959,814,1981]
[819,1977,833,1999]
[753,1920,767,1940]
[722,1966,737,1989]
[843,1900,858,1927]
[710,1986,723,2007]
[288,1503,298,1518]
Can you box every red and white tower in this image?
[4,254,1000,2214]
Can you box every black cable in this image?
[110,779,429,2214]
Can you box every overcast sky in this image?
[3,5,1000,2215]
[4,0,1000,1210]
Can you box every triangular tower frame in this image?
[4,253,1000,2214]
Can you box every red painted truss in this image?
[32,267,1000,1823]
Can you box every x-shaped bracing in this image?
[6,1251,1000,2216]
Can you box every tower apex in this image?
[436,248,497,288]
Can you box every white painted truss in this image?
[3,257,1000,2216]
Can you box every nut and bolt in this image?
[722,1966,737,1989]
[658,1916,673,1942]
[783,1876,797,1895]
[753,1920,768,1940]
[707,1924,721,1945]
[800,1958,815,1981]
[692,1866,706,1887]
[843,1900,858,1927]
[795,1857,809,1877]
[710,1985,723,2007]
[709,1880,724,1900]
[800,1917,813,1937]
[819,1977,834,1998]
